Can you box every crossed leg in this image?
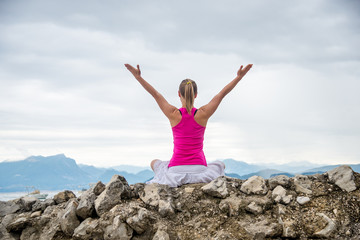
[150,159,160,171]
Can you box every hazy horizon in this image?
[0,153,352,169]
[1,0,359,167]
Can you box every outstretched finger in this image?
[124,63,133,69]
[245,64,253,71]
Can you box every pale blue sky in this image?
[0,0,359,167]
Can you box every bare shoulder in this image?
[169,108,182,127]
[194,107,208,127]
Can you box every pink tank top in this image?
[168,107,207,167]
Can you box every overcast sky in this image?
[0,0,359,167]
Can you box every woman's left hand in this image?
[125,64,141,78]
[237,64,253,79]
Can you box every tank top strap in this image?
[179,107,197,116]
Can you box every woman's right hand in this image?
[237,64,253,79]
[125,64,141,78]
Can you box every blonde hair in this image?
[179,79,197,114]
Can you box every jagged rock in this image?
[76,191,96,219]
[246,201,263,214]
[104,215,133,240]
[272,185,286,203]
[276,204,286,215]
[244,194,272,213]
[73,218,104,240]
[140,183,172,207]
[32,198,55,212]
[327,165,357,192]
[95,175,131,216]
[59,199,80,236]
[0,218,19,240]
[1,215,21,240]
[75,181,105,219]
[158,200,174,217]
[40,210,64,239]
[53,190,76,204]
[240,176,268,195]
[219,195,242,216]
[243,219,282,238]
[269,175,291,189]
[294,175,313,195]
[201,177,229,198]
[272,185,292,204]
[139,183,175,217]
[91,181,106,196]
[0,201,21,217]
[42,204,58,217]
[314,213,336,238]
[297,196,310,205]
[30,211,41,218]
[5,213,31,232]
[1,167,360,239]
[20,196,39,212]
[20,226,40,240]
[282,195,292,204]
[152,229,170,240]
[126,207,154,234]
[130,183,145,199]
[5,217,27,233]
[1,214,16,229]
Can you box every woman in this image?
[125,63,253,187]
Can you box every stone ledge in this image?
[1,165,359,239]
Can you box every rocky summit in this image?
[1,165,360,239]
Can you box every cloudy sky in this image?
[0,0,359,167]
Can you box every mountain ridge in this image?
[1,154,359,192]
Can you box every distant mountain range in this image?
[222,159,360,179]
[0,154,153,192]
[0,154,359,192]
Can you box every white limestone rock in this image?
[201,177,229,198]
[126,208,153,234]
[104,216,133,240]
[240,176,268,195]
[140,183,173,207]
[246,201,263,215]
[296,196,310,205]
[269,175,291,190]
[327,165,357,192]
[272,185,292,204]
[94,175,131,216]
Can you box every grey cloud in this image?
[0,0,359,166]
[2,0,359,65]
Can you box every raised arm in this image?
[124,64,178,119]
[197,64,253,123]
